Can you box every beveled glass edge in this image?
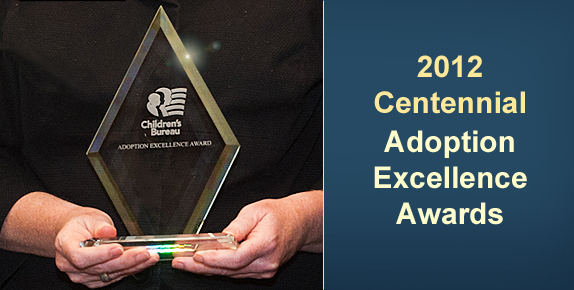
[87,152,144,235]
[159,8,240,146]
[184,144,240,234]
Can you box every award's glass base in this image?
[81,233,238,261]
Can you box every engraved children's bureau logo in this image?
[141,87,187,136]
[146,87,188,117]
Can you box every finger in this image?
[106,252,159,277]
[172,257,277,279]
[192,233,268,269]
[60,243,124,270]
[79,247,153,275]
[87,252,159,282]
[65,252,159,285]
[82,274,124,289]
[66,271,116,285]
[65,270,122,286]
[172,257,238,276]
[229,271,277,279]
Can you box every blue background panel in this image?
[325,1,574,289]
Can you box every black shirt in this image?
[0,1,322,289]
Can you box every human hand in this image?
[172,190,323,279]
[54,208,159,288]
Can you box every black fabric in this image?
[0,0,322,289]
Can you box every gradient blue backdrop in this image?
[325,1,574,289]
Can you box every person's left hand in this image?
[171,190,323,279]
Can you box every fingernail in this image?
[172,261,184,269]
[111,247,123,257]
[194,254,204,263]
[137,251,150,262]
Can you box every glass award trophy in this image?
[83,7,240,260]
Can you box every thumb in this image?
[85,216,117,238]
[222,205,265,242]
[95,225,117,238]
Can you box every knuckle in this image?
[257,199,274,210]
[54,238,63,252]
[269,235,279,247]
[69,254,87,269]
[85,282,102,289]
[265,262,280,272]
[215,268,229,276]
[261,271,277,279]
[230,255,247,268]
[239,204,257,215]
[90,264,105,274]
[264,235,279,253]
[260,259,280,273]
[245,199,272,213]
[68,274,83,284]
[55,256,69,271]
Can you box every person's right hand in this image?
[54,208,159,289]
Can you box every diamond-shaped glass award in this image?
[87,7,239,236]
